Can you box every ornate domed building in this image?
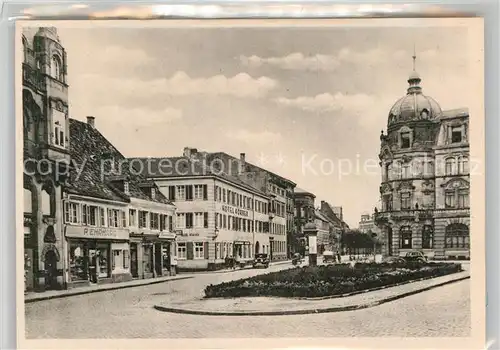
[374,56,470,260]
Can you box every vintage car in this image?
[253,253,270,268]
[403,251,428,263]
[382,256,406,264]
[322,251,336,264]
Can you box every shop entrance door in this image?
[130,243,138,278]
[154,243,162,276]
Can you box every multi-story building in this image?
[359,213,376,234]
[63,117,177,288]
[131,148,272,271]
[22,27,72,292]
[292,187,316,255]
[319,200,347,253]
[314,209,332,254]
[205,150,296,261]
[374,60,470,260]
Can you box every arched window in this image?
[445,224,469,249]
[458,157,469,174]
[445,157,456,175]
[400,226,412,249]
[51,55,62,81]
[443,179,470,209]
[422,225,434,249]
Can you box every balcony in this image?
[374,209,434,224]
[23,64,46,92]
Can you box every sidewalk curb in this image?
[25,276,193,303]
[153,275,470,316]
[181,260,292,275]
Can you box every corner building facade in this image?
[374,66,470,260]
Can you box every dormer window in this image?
[401,132,411,148]
[451,126,463,143]
[123,181,129,195]
[151,187,156,198]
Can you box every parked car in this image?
[253,253,270,268]
[403,251,428,263]
[382,256,406,264]
[322,251,336,264]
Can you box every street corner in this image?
[153,270,471,317]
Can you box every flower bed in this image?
[204,262,462,298]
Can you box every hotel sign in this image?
[221,204,249,217]
[65,225,129,240]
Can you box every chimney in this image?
[87,116,95,128]
[239,153,246,174]
[183,147,191,158]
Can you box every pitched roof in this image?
[129,156,269,197]
[206,151,297,188]
[294,187,316,197]
[67,119,172,205]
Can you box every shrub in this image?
[204,262,462,298]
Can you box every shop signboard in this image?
[65,225,129,240]
[219,204,249,218]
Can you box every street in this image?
[25,262,470,338]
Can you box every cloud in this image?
[227,129,282,144]
[239,48,450,72]
[274,92,377,114]
[91,105,183,127]
[78,71,278,102]
[239,53,341,71]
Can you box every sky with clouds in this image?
[25,23,472,227]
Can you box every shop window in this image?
[129,209,137,227]
[176,213,185,228]
[451,126,463,143]
[400,192,411,210]
[139,210,148,228]
[142,245,153,273]
[177,243,187,259]
[96,244,110,278]
[400,226,412,249]
[445,224,469,249]
[422,225,434,249]
[69,242,87,281]
[194,242,204,259]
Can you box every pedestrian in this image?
[171,253,178,275]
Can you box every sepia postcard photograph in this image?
[16,18,485,349]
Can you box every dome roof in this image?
[387,70,442,126]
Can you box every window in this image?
[121,211,127,228]
[168,216,173,231]
[176,213,185,228]
[458,157,469,174]
[65,202,79,224]
[445,223,469,249]
[129,209,137,227]
[400,226,412,249]
[194,212,204,228]
[54,124,64,147]
[402,165,410,179]
[123,250,130,269]
[108,209,120,228]
[51,55,62,81]
[186,213,193,228]
[451,126,462,143]
[445,191,456,208]
[422,225,434,249]
[168,186,176,200]
[223,189,227,203]
[82,204,88,224]
[186,185,193,201]
[100,208,106,226]
[400,192,411,210]
[383,195,393,211]
[445,158,456,175]
[150,213,160,230]
[401,132,411,148]
[204,212,208,228]
[458,190,469,208]
[89,206,98,226]
[124,181,129,195]
[176,186,186,200]
[139,211,148,229]
[194,242,204,259]
[177,243,187,259]
[194,185,204,200]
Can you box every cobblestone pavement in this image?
[25,262,470,339]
